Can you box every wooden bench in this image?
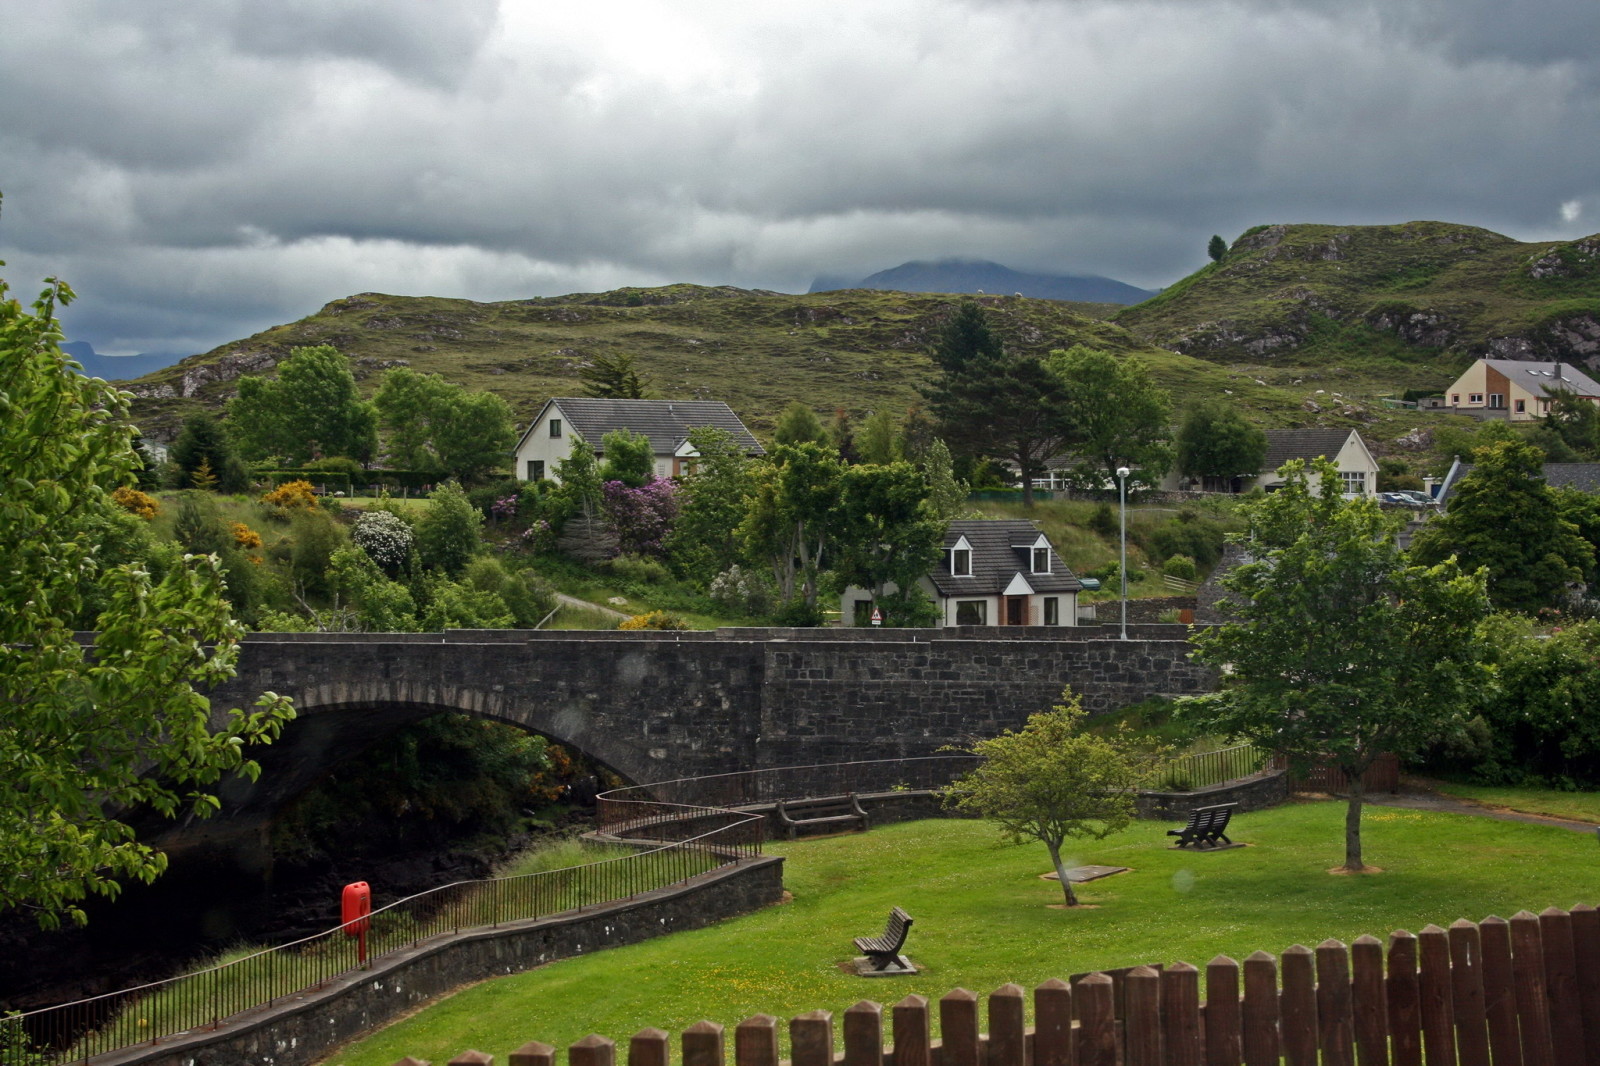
[854,907,914,971]
[773,794,869,840]
[1166,803,1238,849]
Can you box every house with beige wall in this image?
[1253,428,1379,498]
[1441,359,1600,420]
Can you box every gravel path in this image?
[1366,782,1599,835]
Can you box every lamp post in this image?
[1116,466,1130,641]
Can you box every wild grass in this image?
[322,803,1600,1065]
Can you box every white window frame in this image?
[951,547,972,576]
[550,418,563,438]
[1339,470,1366,497]
[1032,546,1049,573]
[1043,597,1059,626]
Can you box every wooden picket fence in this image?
[406,904,1600,1066]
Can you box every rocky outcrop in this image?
[179,348,280,397]
[1367,306,1457,348]
[1527,236,1600,279]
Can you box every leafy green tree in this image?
[1208,234,1228,262]
[288,507,345,597]
[1410,439,1592,613]
[328,546,420,631]
[924,302,1073,507]
[579,351,648,399]
[944,690,1162,906]
[228,344,378,465]
[921,438,970,523]
[834,462,945,626]
[856,409,900,466]
[828,408,858,463]
[898,403,939,465]
[772,402,828,448]
[1049,346,1173,488]
[1545,385,1600,458]
[1182,458,1490,872]
[599,427,655,487]
[373,368,514,482]
[738,443,844,613]
[173,493,230,556]
[414,481,483,576]
[668,426,755,581]
[1174,402,1268,489]
[170,412,249,493]
[0,262,294,926]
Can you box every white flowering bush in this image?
[353,510,415,570]
[708,564,775,617]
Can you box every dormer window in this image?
[1032,546,1049,573]
[951,548,972,576]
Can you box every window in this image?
[1043,597,1059,625]
[1451,393,1460,405]
[955,600,987,626]
[550,418,563,438]
[525,460,545,481]
[1515,399,1526,413]
[1468,393,1483,405]
[1340,471,1366,496]
[1489,394,1504,409]
[1032,546,1049,573]
[951,548,972,576]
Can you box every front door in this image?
[1004,596,1027,626]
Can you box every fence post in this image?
[1541,906,1585,1060]
[629,1030,671,1066]
[510,1042,557,1066]
[682,1021,725,1066]
[571,1035,616,1066]
[987,984,1026,1066]
[1477,916,1521,1066]
[1349,936,1385,1066]
[1447,920,1489,1066]
[1279,945,1317,1066]
[1417,924,1456,1066]
[450,1052,495,1066]
[1314,940,1353,1066]
[735,1015,778,1066]
[1033,978,1074,1066]
[1570,903,1600,1066]
[1204,955,1242,1066]
[1387,930,1422,1066]
[789,1012,832,1066]
[1160,963,1201,1066]
[1077,972,1117,1066]
[1512,910,1556,1066]
[939,990,979,1066]
[842,1001,883,1066]
[892,996,931,1066]
[1124,966,1163,1066]
[1241,951,1279,1066]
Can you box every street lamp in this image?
[1116,466,1131,641]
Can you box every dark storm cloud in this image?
[1,0,1598,354]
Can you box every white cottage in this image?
[1254,428,1379,498]
[513,398,764,483]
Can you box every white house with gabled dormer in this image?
[840,519,1083,628]
[513,398,764,483]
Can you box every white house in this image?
[513,398,764,483]
[1440,359,1600,421]
[840,519,1083,628]
[1254,428,1380,498]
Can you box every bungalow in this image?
[513,398,764,483]
[840,519,1083,628]
[1253,428,1379,498]
[1441,359,1600,421]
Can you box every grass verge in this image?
[322,801,1599,1064]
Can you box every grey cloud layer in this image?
[2,0,1598,353]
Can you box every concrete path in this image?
[1366,781,1599,835]
[550,591,632,622]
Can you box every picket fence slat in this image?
[1315,939,1354,1066]
[1161,963,1202,1066]
[1419,924,1457,1065]
[1478,916,1523,1066]
[1447,919,1490,1066]
[843,1002,883,1066]
[1204,955,1242,1066]
[988,984,1025,1066]
[1350,935,1386,1066]
[1280,945,1317,1066]
[1512,910,1557,1066]
[1033,979,1073,1066]
[1241,952,1278,1066]
[1124,967,1162,1066]
[1542,906,1586,1060]
[1572,903,1600,1066]
[1388,930,1424,1066]
[1077,973,1116,1066]
[892,996,931,1066]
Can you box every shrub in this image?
[111,485,159,520]
[708,564,776,617]
[1088,503,1118,537]
[1162,554,1198,582]
[261,480,319,511]
[605,554,672,585]
[619,610,690,631]
[353,510,415,570]
[231,521,264,551]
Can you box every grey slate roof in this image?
[1434,460,1600,506]
[1482,360,1600,400]
[927,519,1082,598]
[1261,428,1358,471]
[523,398,764,456]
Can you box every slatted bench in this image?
[1166,803,1238,849]
[773,794,869,840]
[853,907,914,971]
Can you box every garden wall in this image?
[1135,768,1289,820]
[97,856,784,1066]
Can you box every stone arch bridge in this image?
[156,625,1210,874]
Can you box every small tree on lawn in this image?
[1181,457,1490,872]
[944,690,1162,906]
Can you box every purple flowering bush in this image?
[602,476,679,558]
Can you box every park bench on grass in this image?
[1167,803,1238,849]
[773,793,869,839]
[853,907,914,972]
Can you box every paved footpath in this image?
[1366,782,1599,835]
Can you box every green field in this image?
[322,803,1599,1065]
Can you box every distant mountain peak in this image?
[810,260,1155,305]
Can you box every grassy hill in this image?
[122,285,1322,442]
[1114,222,1600,394]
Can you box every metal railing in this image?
[1161,742,1268,790]
[10,807,762,1065]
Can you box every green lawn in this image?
[322,802,1599,1065]
[1425,781,1600,824]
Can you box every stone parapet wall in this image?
[1135,769,1290,821]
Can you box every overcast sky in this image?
[3,0,1599,356]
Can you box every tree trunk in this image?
[1046,841,1078,906]
[1343,773,1367,872]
